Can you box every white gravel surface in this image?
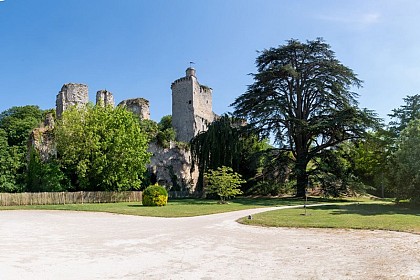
[0,207,419,280]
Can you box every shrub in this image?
[205,166,245,203]
[142,184,168,206]
[247,181,293,196]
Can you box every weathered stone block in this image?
[96,90,115,107]
[56,83,88,118]
[118,98,150,120]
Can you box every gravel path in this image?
[0,207,419,280]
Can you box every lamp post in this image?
[304,181,309,216]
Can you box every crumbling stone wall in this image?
[36,70,215,191]
[118,98,150,120]
[56,83,88,118]
[96,90,115,107]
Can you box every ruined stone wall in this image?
[28,113,56,162]
[148,142,198,191]
[118,98,150,120]
[171,68,214,142]
[96,90,115,107]
[56,83,88,118]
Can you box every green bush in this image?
[142,184,168,206]
[247,181,292,196]
[204,166,245,203]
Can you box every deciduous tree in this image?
[55,104,151,191]
[389,119,420,202]
[204,166,245,203]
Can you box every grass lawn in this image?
[238,202,420,234]
[0,197,336,217]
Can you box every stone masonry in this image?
[40,68,215,192]
[171,68,216,142]
[96,90,115,107]
[56,83,89,118]
[118,98,150,120]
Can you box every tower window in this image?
[188,100,192,104]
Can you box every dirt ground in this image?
[0,207,419,280]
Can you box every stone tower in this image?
[56,83,89,118]
[171,68,215,142]
[118,98,150,120]
[96,90,115,107]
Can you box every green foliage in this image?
[139,119,159,142]
[389,94,420,135]
[0,105,44,146]
[232,38,378,197]
[0,129,22,192]
[156,115,176,148]
[346,130,395,197]
[204,166,245,203]
[0,106,45,192]
[191,115,242,171]
[246,148,293,195]
[158,115,172,131]
[26,148,67,192]
[310,146,370,197]
[139,115,176,148]
[142,184,168,206]
[55,104,151,191]
[389,119,420,203]
[191,115,269,192]
[247,181,293,196]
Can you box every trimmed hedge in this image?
[142,185,168,206]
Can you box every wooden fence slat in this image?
[0,190,191,206]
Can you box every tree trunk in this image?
[295,159,308,198]
[296,173,307,197]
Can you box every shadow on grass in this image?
[311,203,420,216]
[125,197,350,207]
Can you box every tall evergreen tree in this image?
[232,38,378,197]
[389,94,420,135]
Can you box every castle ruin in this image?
[36,67,214,192]
[118,98,150,120]
[96,90,115,107]
[171,68,216,142]
[56,83,89,118]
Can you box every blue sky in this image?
[1,0,420,123]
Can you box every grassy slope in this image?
[238,202,420,234]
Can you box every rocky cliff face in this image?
[148,142,198,192]
[28,113,56,162]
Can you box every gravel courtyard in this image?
[0,207,419,280]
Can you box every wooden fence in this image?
[0,191,143,206]
[0,191,192,206]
